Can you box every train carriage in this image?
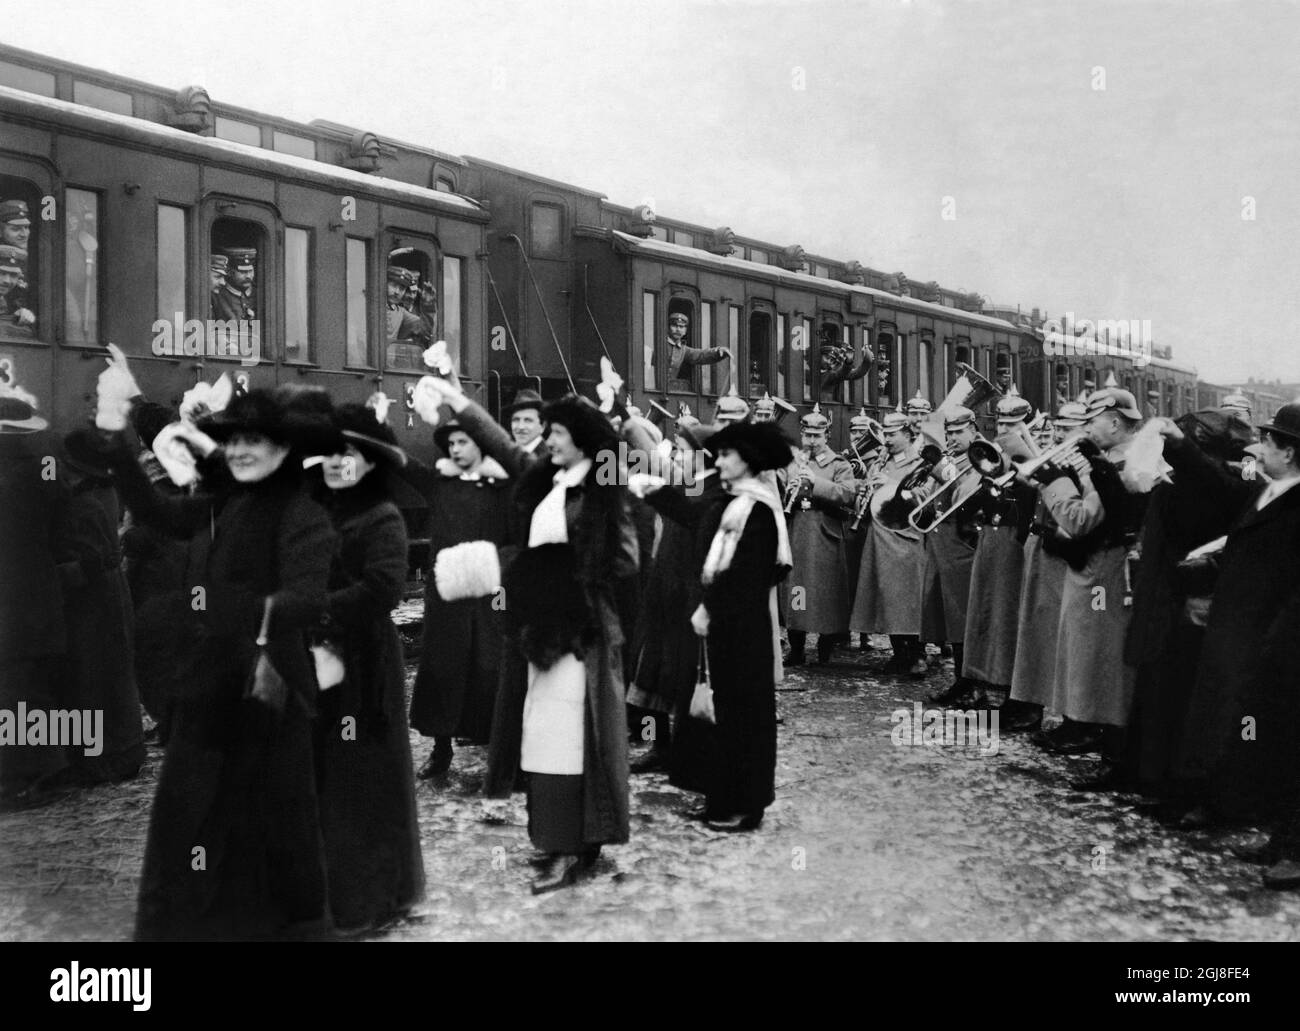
[0,53,489,473]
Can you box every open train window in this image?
[994,350,1012,393]
[209,217,265,362]
[384,244,436,371]
[64,188,102,346]
[642,291,658,392]
[876,327,895,406]
[840,325,853,404]
[748,310,772,396]
[665,297,697,393]
[818,320,848,400]
[0,179,40,342]
[530,203,563,259]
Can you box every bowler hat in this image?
[1260,402,1300,444]
[503,388,544,420]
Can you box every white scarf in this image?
[528,458,592,547]
[702,475,793,586]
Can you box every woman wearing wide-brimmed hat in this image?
[308,401,425,932]
[428,378,639,892]
[100,384,338,940]
[638,420,792,831]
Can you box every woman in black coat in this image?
[644,421,793,831]
[106,389,337,941]
[311,402,425,932]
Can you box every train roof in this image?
[463,156,608,199]
[607,231,1023,332]
[0,85,488,221]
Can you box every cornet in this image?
[985,430,1098,491]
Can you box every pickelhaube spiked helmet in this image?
[800,402,830,432]
[905,390,932,414]
[714,383,751,424]
[995,385,1033,423]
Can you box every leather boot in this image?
[531,854,583,894]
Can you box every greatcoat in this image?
[1008,494,1069,708]
[780,445,854,634]
[918,465,983,644]
[850,448,926,635]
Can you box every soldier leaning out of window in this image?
[665,312,728,391]
[0,244,34,332]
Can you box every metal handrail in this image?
[483,258,530,378]
[582,263,613,364]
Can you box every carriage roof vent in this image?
[170,85,212,133]
[343,131,382,172]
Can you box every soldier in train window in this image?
[0,245,35,335]
[665,308,727,392]
[384,265,432,370]
[209,253,228,295]
[876,334,894,403]
[212,247,257,322]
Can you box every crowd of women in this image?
[0,353,794,938]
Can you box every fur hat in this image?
[198,387,335,452]
[1176,409,1255,463]
[708,420,795,473]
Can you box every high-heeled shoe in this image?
[531,854,582,894]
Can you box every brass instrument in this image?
[936,362,1005,420]
[876,442,945,530]
[983,430,1097,491]
[907,451,978,533]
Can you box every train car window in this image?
[649,226,668,242]
[665,298,697,393]
[800,316,813,402]
[283,227,312,363]
[530,203,563,259]
[862,327,873,405]
[209,217,265,362]
[674,230,694,249]
[994,350,1012,393]
[876,328,895,405]
[642,291,658,391]
[0,181,40,341]
[749,248,768,265]
[775,313,787,399]
[918,334,932,403]
[63,188,101,346]
[700,301,715,396]
[443,255,464,369]
[434,175,456,194]
[748,311,772,395]
[272,132,317,161]
[345,238,371,368]
[384,246,436,371]
[0,61,55,96]
[215,117,262,148]
[72,81,133,117]
[955,342,971,367]
[728,306,741,391]
[841,325,853,405]
[156,204,187,328]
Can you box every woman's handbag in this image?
[246,597,289,714]
[688,641,716,724]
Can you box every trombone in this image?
[906,446,977,533]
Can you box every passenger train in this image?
[0,42,1277,480]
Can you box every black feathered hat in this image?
[334,402,407,468]
[198,386,336,453]
[707,420,795,473]
[541,393,619,459]
[1175,409,1255,464]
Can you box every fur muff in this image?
[433,540,502,602]
[501,543,593,671]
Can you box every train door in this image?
[874,320,900,409]
[520,194,571,383]
[0,157,55,418]
[746,298,777,400]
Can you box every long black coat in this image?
[0,433,69,792]
[313,487,424,930]
[113,444,336,941]
[52,478,145,783]
[405,457,511,741]
[652,486,786,816]
[1169,441,1300,820]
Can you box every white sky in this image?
[6,0,1298,387]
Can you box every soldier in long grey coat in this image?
[780,404,854,665]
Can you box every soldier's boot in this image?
[882,636,912,674]
[906,637,929,676]
[928,643,975,706]
[814,634,836,666]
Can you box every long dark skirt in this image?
[703,621,777,819]
[410,590,500,742]
[528,774,585,853]
[134,652,329,941]
[313,630,424,931]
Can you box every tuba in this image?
[936,362,1005,420]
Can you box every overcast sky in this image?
[7,0,1298,388]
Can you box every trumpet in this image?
[981,430,1097,491]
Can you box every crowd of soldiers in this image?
[764,376,1300,892]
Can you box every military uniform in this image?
[384,267,430,370]
[781,405,855,663]
[0,244,33,333]
[850,413,927,667]
[961,395,1038,694]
